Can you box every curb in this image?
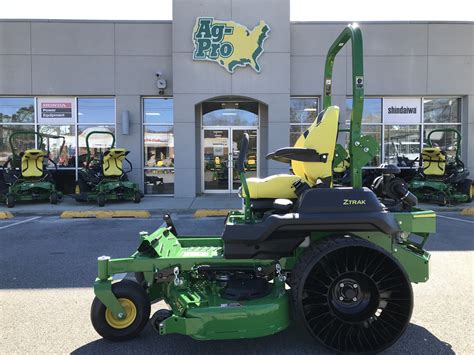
[60,210,151,219]
[461,208,474,216]
[0,211,14,219]
[194,209,230,217]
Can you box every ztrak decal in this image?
[343,199,367,205]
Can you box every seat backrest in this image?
[302,106,340,185]
[102,148,127,177]
[21,149,46,177]
[421,147,446,176]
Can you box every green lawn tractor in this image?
[408,128,472,205]
[75,131,142,207]
[90,24,435,354]
[1,131,63,208]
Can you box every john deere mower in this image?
[90,24,435,354]
[75,131,141,207]
[408,128,472,205]
[1,131,63,208]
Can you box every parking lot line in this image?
[438,215,474,224]
[0,216,41,230]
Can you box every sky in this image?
[0,0,473,21]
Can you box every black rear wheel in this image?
[290,236,413,354]
[6,193,15,208]
[50,191,59,204]
[458,179,472,202]
[97,193,106,207]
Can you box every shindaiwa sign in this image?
[192,17,270,73]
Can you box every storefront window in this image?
[0,97,34,123]
[424,98,461,124]
[202,101,258,126]
[143,98,174,195]
[384,125,421,166]
[290,97,318,146]
[0,125,36,165]
[78,98,115,124]
[343,97,462,168]
[77,125,115,167]
[346,98,382,124]
[39,125,76,168]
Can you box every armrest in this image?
[266,147,328,164]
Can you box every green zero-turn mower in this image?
[1,131,63,208]
[75,130,142,207]
[408,128,472,205]
[90,24,436,354]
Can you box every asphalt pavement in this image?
[0,213,473,354]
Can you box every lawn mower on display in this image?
[90,24,435,354]
[75,130,142,207]
[408,128,472,205]
[1,131,63,208]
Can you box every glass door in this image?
[203,129,230,192]
[231,128,257,192]
[202,128,258,193]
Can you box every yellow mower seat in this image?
[244,106,340,199]
[102,149,128,177]
[21,149,46,178]
[421,147,446,176]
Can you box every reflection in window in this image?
[144,98,173,124]
[290,98,318,124]
[143,98,174,195]
[202,101,258,126]
[0,97,34,123]
[78,98,115,124]
[346,98,382,124]
[423,125,460,161]
[144,126,174,168]
[39,125,76,167]
[424,98,460,124]
[290,97,319,146]
[144,169,174,194]
[0,125,36,164]
[77,126,115,167]
[384,125,421,166]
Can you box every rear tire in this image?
[91,279,151,341]
[290,236,413,354]
[133,191,141,204]
[458,179,472,202]
[97,193,106,207]
[6,194,15,208]
[50,191,58,205]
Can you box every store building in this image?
[0,0,473,197]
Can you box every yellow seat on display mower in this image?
[75,131,142,207]
[1,132,62,208]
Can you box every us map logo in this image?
[192,17,270,73]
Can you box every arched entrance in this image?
[200,97,262,193]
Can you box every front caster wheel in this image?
[91,279,151,341]
[291,236,413,354]
[150,309,172,333]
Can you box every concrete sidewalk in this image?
[0,193,472,216]
[0,194,243,216]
